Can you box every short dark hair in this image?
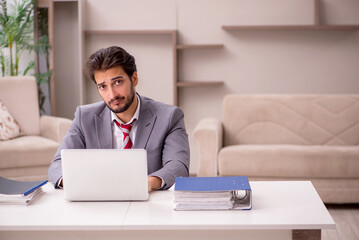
[85,46,137,83]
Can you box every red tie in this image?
[114,120,135,149]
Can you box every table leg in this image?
[293,229,321,240]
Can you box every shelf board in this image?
[53,0,78,2]
[85,30,176,35]
[222,25,359,31]
[177,81,224,88]
[177,44,224,50]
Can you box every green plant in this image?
[0,0,51,114]
[33,7,51,113]
[0,0,34,76]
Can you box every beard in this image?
[106,87,135,114]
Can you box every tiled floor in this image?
[322,204,359,240]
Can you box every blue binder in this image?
[174,176,252,210]
[0,176,47,196]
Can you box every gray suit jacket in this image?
[48,94,190,189]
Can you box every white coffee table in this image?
[0,181,335,240]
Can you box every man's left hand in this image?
[148,176,162,192]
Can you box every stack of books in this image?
[174,176,252,211]
[0,176,48,205]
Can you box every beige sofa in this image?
[194,95,359,203]
[0,76,72,181]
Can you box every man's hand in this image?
[148,176,162,192]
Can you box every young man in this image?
[48,46,190,191]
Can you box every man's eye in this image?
[115,80,122,85]
[98,85,106,90]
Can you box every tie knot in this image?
[114,119,135,149]
[121,123,132,131]
[114,119,135,132]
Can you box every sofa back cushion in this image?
[0,77,40,136]
[222,95,359,146]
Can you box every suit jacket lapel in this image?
[95,105,113,149]
[134,95,156,149]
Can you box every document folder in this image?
[174,176,252,211]
[0,176,47,205]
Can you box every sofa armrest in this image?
[40,115,72,144]
[193,118,223,177]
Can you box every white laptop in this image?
[61,149,149,201]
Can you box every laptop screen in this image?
[61,149,148,201]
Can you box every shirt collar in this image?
[111,95,140,125]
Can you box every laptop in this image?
[61,149,149,201]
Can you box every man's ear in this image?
[132,72,138,87]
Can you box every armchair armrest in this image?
[193,118,223,177]
[40,115,72,144]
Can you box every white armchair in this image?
[0,76,72,181]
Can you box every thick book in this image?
[174,176,252,211]
[0,176,47,205]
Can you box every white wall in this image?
[83,0,176,106]
[85,0,176,31]
[53,0,359,175]
[84,33,174,105]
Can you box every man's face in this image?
[94,66,138,114]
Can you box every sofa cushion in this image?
[0,77,40,136]
[0,101,21,140]
[0,136,59,169]
[218,145,359,178]
[222,95,359,146]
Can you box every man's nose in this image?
[108,86,117,99]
